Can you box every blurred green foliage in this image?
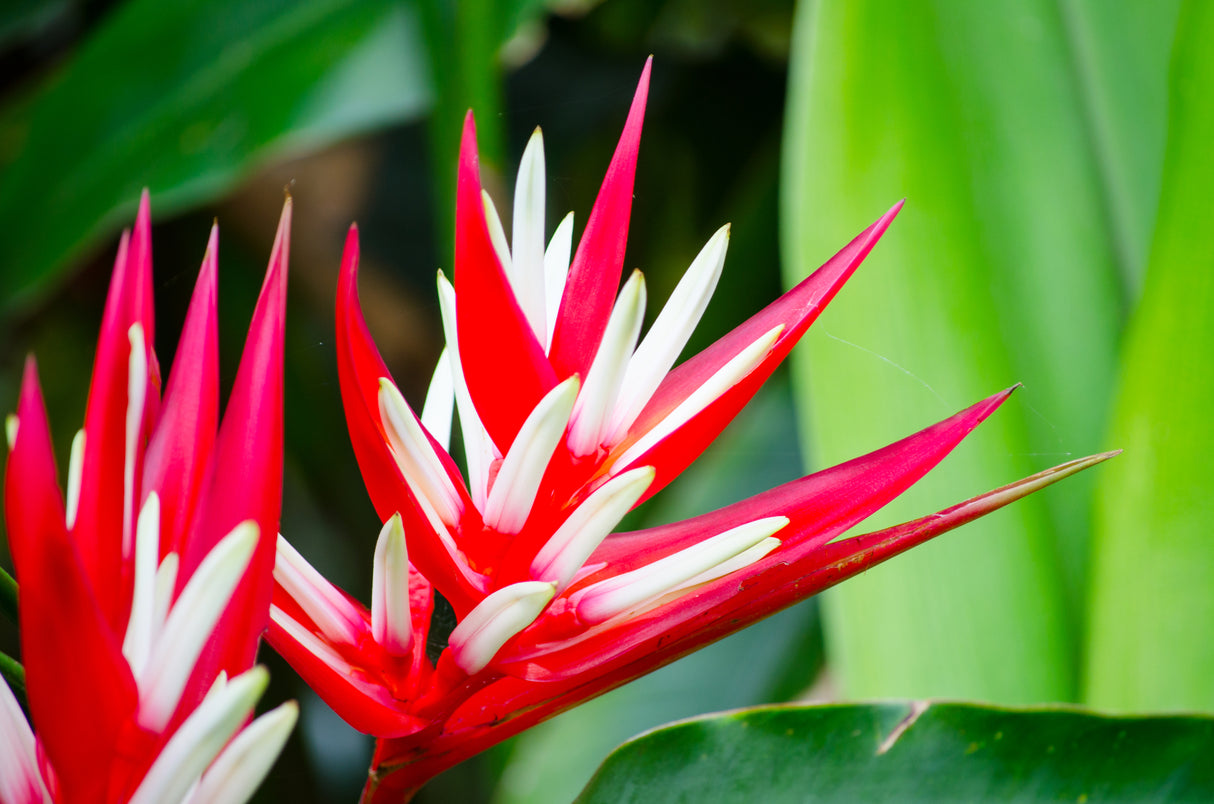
[783,0,1211,722]
[0,0,1211,801]
[1086,0,1214,712]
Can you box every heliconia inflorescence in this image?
[0,193,296,804]
[265,59,1113,802]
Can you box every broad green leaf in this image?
[1085,0,1214,712]
[1061,0,1179,294]
[781,0,1149,702]
[0,0,431,312]
[575,702,1214,802]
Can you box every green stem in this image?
[417,0,507,269]
[0,564,16,624]
[0,650,26,706]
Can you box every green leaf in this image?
[0,564,15,624]
[575,702,1214,802]
[0,0,431,312]
[0,651,25,706]
[1085,0,1214,712]
[781,0,1160,702]
[1061,0,1180,294]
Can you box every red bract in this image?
[0,194,296,804]
[266,60,1113,802]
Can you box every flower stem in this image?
[0,565,16,624]
[0,650,26,706]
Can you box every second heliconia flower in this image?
[266,58,1113,801]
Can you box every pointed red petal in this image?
[266,617,421,738]
[505,417,1115,689]
[179,200,289,689]
[613,202,901,504]
[454,113,557,452]
[596,384,1010,572]
[496,388,1012,678]
[5,360,137,802]
[335,227,408,520]
[143,225,220,560]
[335,226,482,614]
[523,450,1117,685]
[548,58,652,380]
[74,193,159,632]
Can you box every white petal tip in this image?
[372,513,414,656]
[530,465,655,590]
[449,582,555,675]
[575,516,788,625]
[483,376,581,534]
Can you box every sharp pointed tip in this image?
[634,58,653,99]
[1074,449,1121,468]
[17,357,42,419]
[462,110,478,142]
[18,354,44,403]
[270,202,292,271]
[956,385,1019,426]
[337,228,362,304]
[343,224,360,256]
[458,116,484,200]
[871,201,904,234]
[204,223,219,260]
[981,384,1020,410]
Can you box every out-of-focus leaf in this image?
[1085,0,1214,713]
[414,0,552,265]
[0,0,69,48]
[493,380,823,804]
[575,702,1214,802]
[1062,0,1180,294]
[781,0,1152,702]
[0,0,431,312]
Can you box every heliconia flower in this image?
[267,59,1114,802]
[0,193,297,804]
